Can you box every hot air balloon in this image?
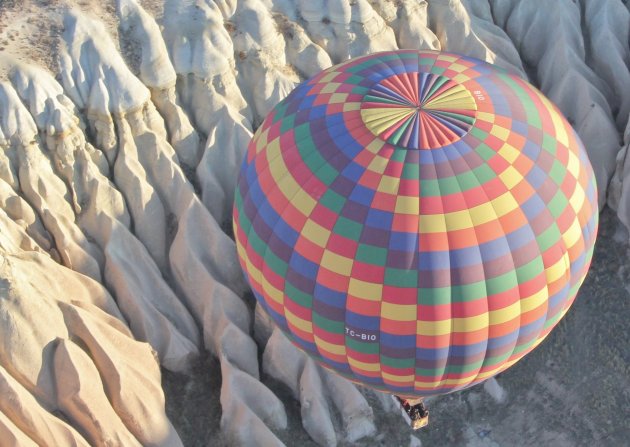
[232,50,598,428]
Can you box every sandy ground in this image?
[163,206,630,447]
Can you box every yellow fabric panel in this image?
[361,108,415,135]
[420,191,519,233]
[367,154,389,174]
[364,139,385,154]
[566,149,581,179]
[545,252,570,283]
[302,219,331,247]
[424,87,476,110]
[262,275,284,306]
[382,371,415,383]
[520,287,548,313]
[395,195,420,215]
[490,124,511,141]
[285,308,313,334]
[314,335,346,356]
[321,82,342,94]
[348,358,380,372]
[497,143,520,164]
[499,165,524,189]
[381,302,417,321]
[417,319,452,336]
[329,93,349,104]
[320,71,341,83]
[378,175,400,194]
[321,249,353,276]
[562,218,583,250]
[343,102,361,112]
[349,278,383,301]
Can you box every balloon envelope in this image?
[233,50,598,397]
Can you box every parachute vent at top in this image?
[233,50,598,398]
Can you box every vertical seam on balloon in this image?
[454,140,518,386]
[375,144,402,394]
[443,141,492,390]
[440,144,487,390]
[424,145,453,394]
[403,148,421,394]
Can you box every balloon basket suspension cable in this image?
[392,395,430,430]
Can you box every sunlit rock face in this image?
[0,0,627,445]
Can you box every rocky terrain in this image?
[0,0,628,446]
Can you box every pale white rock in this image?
[263,329,335,445]
[263,327,307,396]
[163,0,233,79]
[263,326,375,445]
[0,364,89,447]
[59,10,149,116]
[2,106,102,280]
[254,301,276,345]
[220,356,287,447]
[0,249,121,409]
[163,0,252,127]
[428,0,525,76]
[58,301,182,446]
[460,1,526,77]
[54,339,141,447]
[581,0,630,129]
[0,82,103,281]
[10,62,88,214]
[428,0,492,59]
[59,10,149,166]
[294,0,397,64]
[607,117,630,235]
[237,50,298,126]
[273,14,333,79]
[300,360,337,447]
[487,0,513,28]
[149,86,201,169]
[9,62,80,140]
[104,223,200,372]
[0,411,38,447]
[175,71,251,139]
[112,115,168,271]
[0,180,52,252]
[322,370,376,442]
[203,283,257,377]
[5,59,201,372]
[229,0,299,125]
[0,143,18,189]
[0,262,63,407]
[117,0,176,89]
[170,188,249,317]
[117,0,201,168]
[368,388,398,413]
[0,82,38,147]
[396,0,441,51]
[483,377,507,404]
[196,102,252,224]
[368,0,440,51]
[214,0,240,19]
[0,208,50,256]
[463,0,493,21]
